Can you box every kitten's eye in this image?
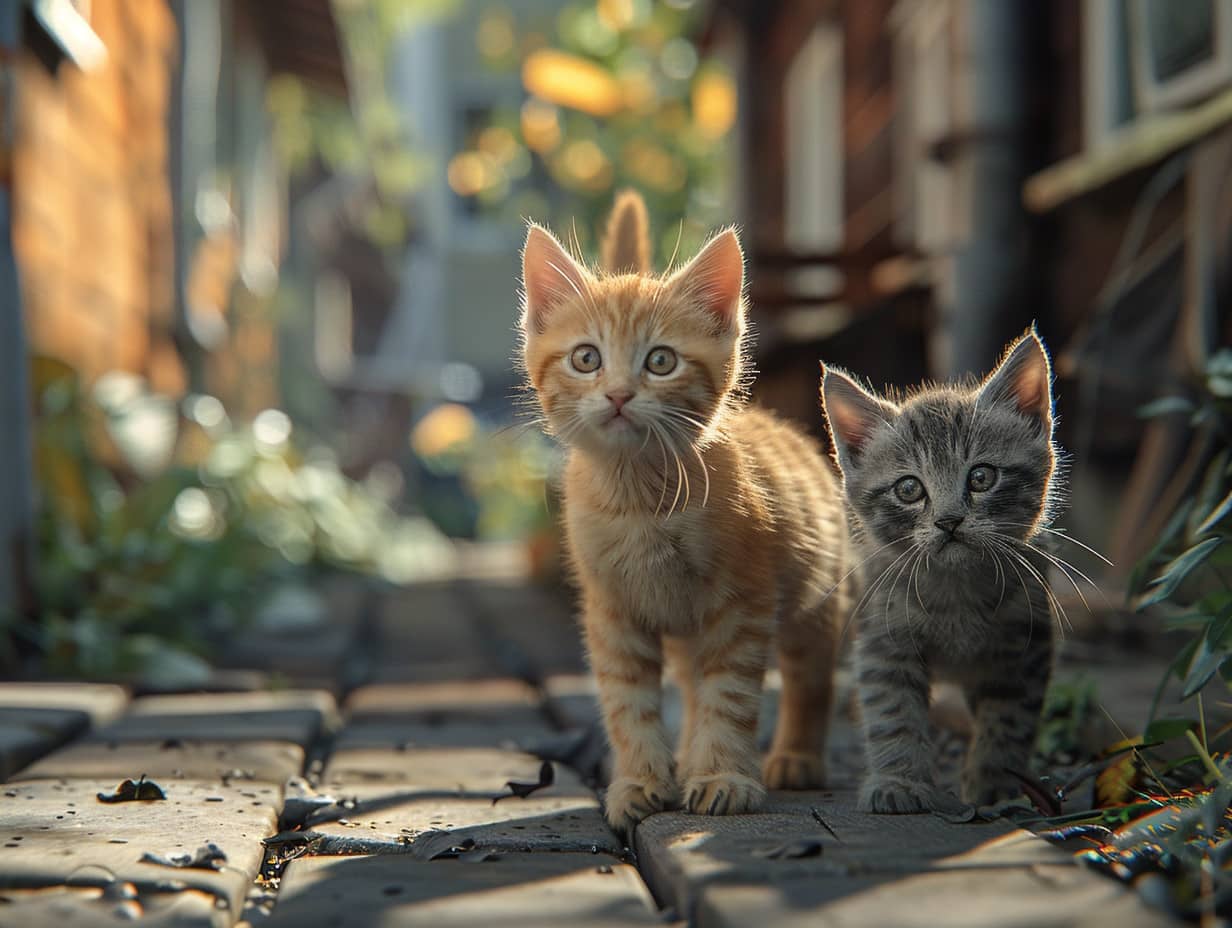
[894,476,925,503]
[570,345,601,373]
[644,346,677,376]
[967,464,998,492]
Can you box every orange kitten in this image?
[519,193,853,833]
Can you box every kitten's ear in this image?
[820,364,898,470]
[979,327,1054,430]
[601,190,651,274]
[521,224,593,334]
[667,228,744,330]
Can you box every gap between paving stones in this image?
[244,582,659,926]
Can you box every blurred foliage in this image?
[268,0,735,261]
[266,0,458,250]
[1131,349,1232,712]
[989,352,1232,923]
[3,357,451,683]
[450,0,736,264]
[1035,676,1098,767]
[411,402,556,542]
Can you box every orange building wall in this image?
[11,0,184,395]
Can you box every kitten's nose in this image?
[934,516,964,536]
[606,391,635,412]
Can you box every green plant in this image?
[1132,348,1232,710]
[1034,676,1098,765]
[448,0,736,265]
[3,357,451,683]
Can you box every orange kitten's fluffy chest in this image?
[563,489,721,634]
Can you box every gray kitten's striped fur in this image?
[821,329,1059,813]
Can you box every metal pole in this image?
[939,0,1035,378]
[0,0,36,628]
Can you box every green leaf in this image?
[1189,449,1232,537]
[1171,637,1201,681]
[1183,642,1228,698]
[1196,485,1232,535]
[1137,537,1225,608]
[1158,753,1203,775]
[1208,600,1232,647]
[1143,718,1197,743]
[1130,498,1196,597]
[1137,396,1194,418]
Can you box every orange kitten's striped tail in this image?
[601,189,651,274]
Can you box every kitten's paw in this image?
[962,767,1026,807]
[604,776,677,836]
[683,772,766,816]
[859,776,962,815]
[763,751,826,790]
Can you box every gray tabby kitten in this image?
[820,329,1059,813]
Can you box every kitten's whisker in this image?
[834,543,914,652]
[660,428,686,517]
[980,539,1008,620]
[820,534,914,611]
[677,441,692,513]
[637,419,654,454]
[544,259,601,323]
[996,541,1071,636]
[656,415,712,508]
[995,540,1039,643]
[1005,523,1114,567]
[666,219,684,275]
[988,531,1108,612]
[1017,540,1109,599]
[689,439,710,508]
[904,550,928,663]
[650,425,671,517]
[845,543,918,647]
[1036,527,1115,567]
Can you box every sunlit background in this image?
[1,0,1230,687]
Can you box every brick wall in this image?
[12,0,184,395]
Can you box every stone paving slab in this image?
[337,680,555,750]
[265,852,661,927]
[0,684,129,726]
[694,834,1184,928]
[0,684,129,780]
[96,691,338,748]
[0,778,282,918]
[458,580,586,677]
[322,745,586,792]
[13,738,303,785]
[375,585,504,682]
[543,674,600,731]
[309,768,622,857]
[635,790,1019,920]
[0,884,228,927]
[344,679,542,718]
[334,718,556,753]
[636,791,1188,926]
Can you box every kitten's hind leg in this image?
[763,609,838,790]
[678,607,770,816]
[585,608,678,836]
[961,634,1051,806]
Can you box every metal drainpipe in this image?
[937,0,1034,379]
[0,0,36,629]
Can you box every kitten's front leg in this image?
[584,606,677,835]
[678,608,769,817]
[856,633,946,814]
[962,632,1052,806]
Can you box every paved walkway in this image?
[0,573,1184,927]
